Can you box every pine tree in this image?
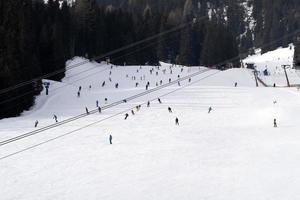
[178,0,196,66]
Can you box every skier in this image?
[109,77,112,82]
[85,107,89,115]
[79,86,82,91]
[102,81,106,87]
[123,99,127,103]
[136,105,141,111]
[96,100,99,107]
[53,115,58,123]
[208,107,212,114]
[98,106,102,113]
[175,117,179,125]
[77,91,80,97]
[273,83,276,87]
[169,78,172,83]
[234,82,238,87]
[109,135,113,145]
[34,120,39,128]
[131,110,135,115]
[115,83,119,89]
[274,118,277,128]
[136,82,139,87]
[147,101,150,107]
[178,81,181,86]
[168,107,172,113]
[124,113,129,120]
[158,98,162,104]
[160,80,163,85]
[189,78,191,83]
[105,98,108,104]
[89,85,92,90]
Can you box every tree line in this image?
[2,0,299,118]
[0,0,240,118]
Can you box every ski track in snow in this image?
[1,56,300,199]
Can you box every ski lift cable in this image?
[0,17,204,96]
[0,70,220,161]
[2,26,300,112]
[0,30,182,108]
[0,68,214,147]
[2,27,300,153]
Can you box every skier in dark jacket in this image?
[274,118,277,127]
[175,117,179,125]
[208,107,212,114]
[53,115,58,123]
[168,107,172,113]
[96,100,99,107]
[34,120,39,128]
[158,98,162,104]
[85,107,89,115]
[147,101,150,107]
[131,110,135,115]
[109,135,113,144]
[98,106,102,113]
[77,91,80,97]
[124,113,129,120]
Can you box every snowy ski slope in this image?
[1,57,300,200]
[243,44,300,86]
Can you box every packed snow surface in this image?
[1,57,300,200]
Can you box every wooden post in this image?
[253,70,259,87]
[282,65,291,87]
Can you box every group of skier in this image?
[122,98,181,128]
[34,64,282,148]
